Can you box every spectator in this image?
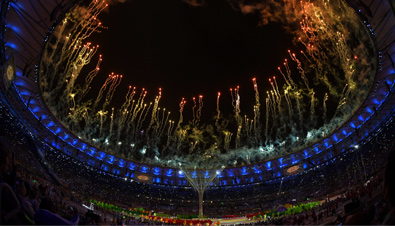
[0,138,24,224]
[382,150,395,225]
[28,188,40,212]
[1,138,16,187]
[35,196,79,225]
[344,210,373,225]
[0,137,11,181]
[15,180,35,222]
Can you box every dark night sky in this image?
[85,0,294,122]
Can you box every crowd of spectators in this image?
[1,97,395,225]
[0,133,114,224]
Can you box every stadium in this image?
[1,0,395,224]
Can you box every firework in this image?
[39,0,376,168]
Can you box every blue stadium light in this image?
[253,166,261,174]
[291,155,299,164]
[178,170,184,177]
[324,142,329,148]
[266,161,271,169]
[141,166,148,173]
[99,152,105,160]
[129,162,135,170]
[6,42,17,50]
[241,167,248,175]
[278,158,284,166]
[7,24,21,33]
[86,149,94,156]
[107,156,114,164]
[166,169,172,177]
[153,167,160,175]
[10,2,24,10]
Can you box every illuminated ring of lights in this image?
[40,0,375,166]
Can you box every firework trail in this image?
[196,95,203,126]
[295,91,303,129]
[289,50,309,89]
[78,55,102,102]
[136,103,152,136]
[159,110,171,137]
[235,125,242,150]
[97,109,107,137]
[109,107,115,137]
[309,91,316,127]
[130,88,147,124]
[224,131,233,151]
[65,43,98,94]
[323,93,328,124]
[230,86,243,129]
[284,88,293,116]
[177,98,186,128]
[92,73,114,111]
[252,78,261,143]
[244,115,250,138]
[102,73,122,111]
[216,92,221,126]
[116,86,136,141]
[164,120,175,152]
[192,97,197,126]
[147,88,162,133]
